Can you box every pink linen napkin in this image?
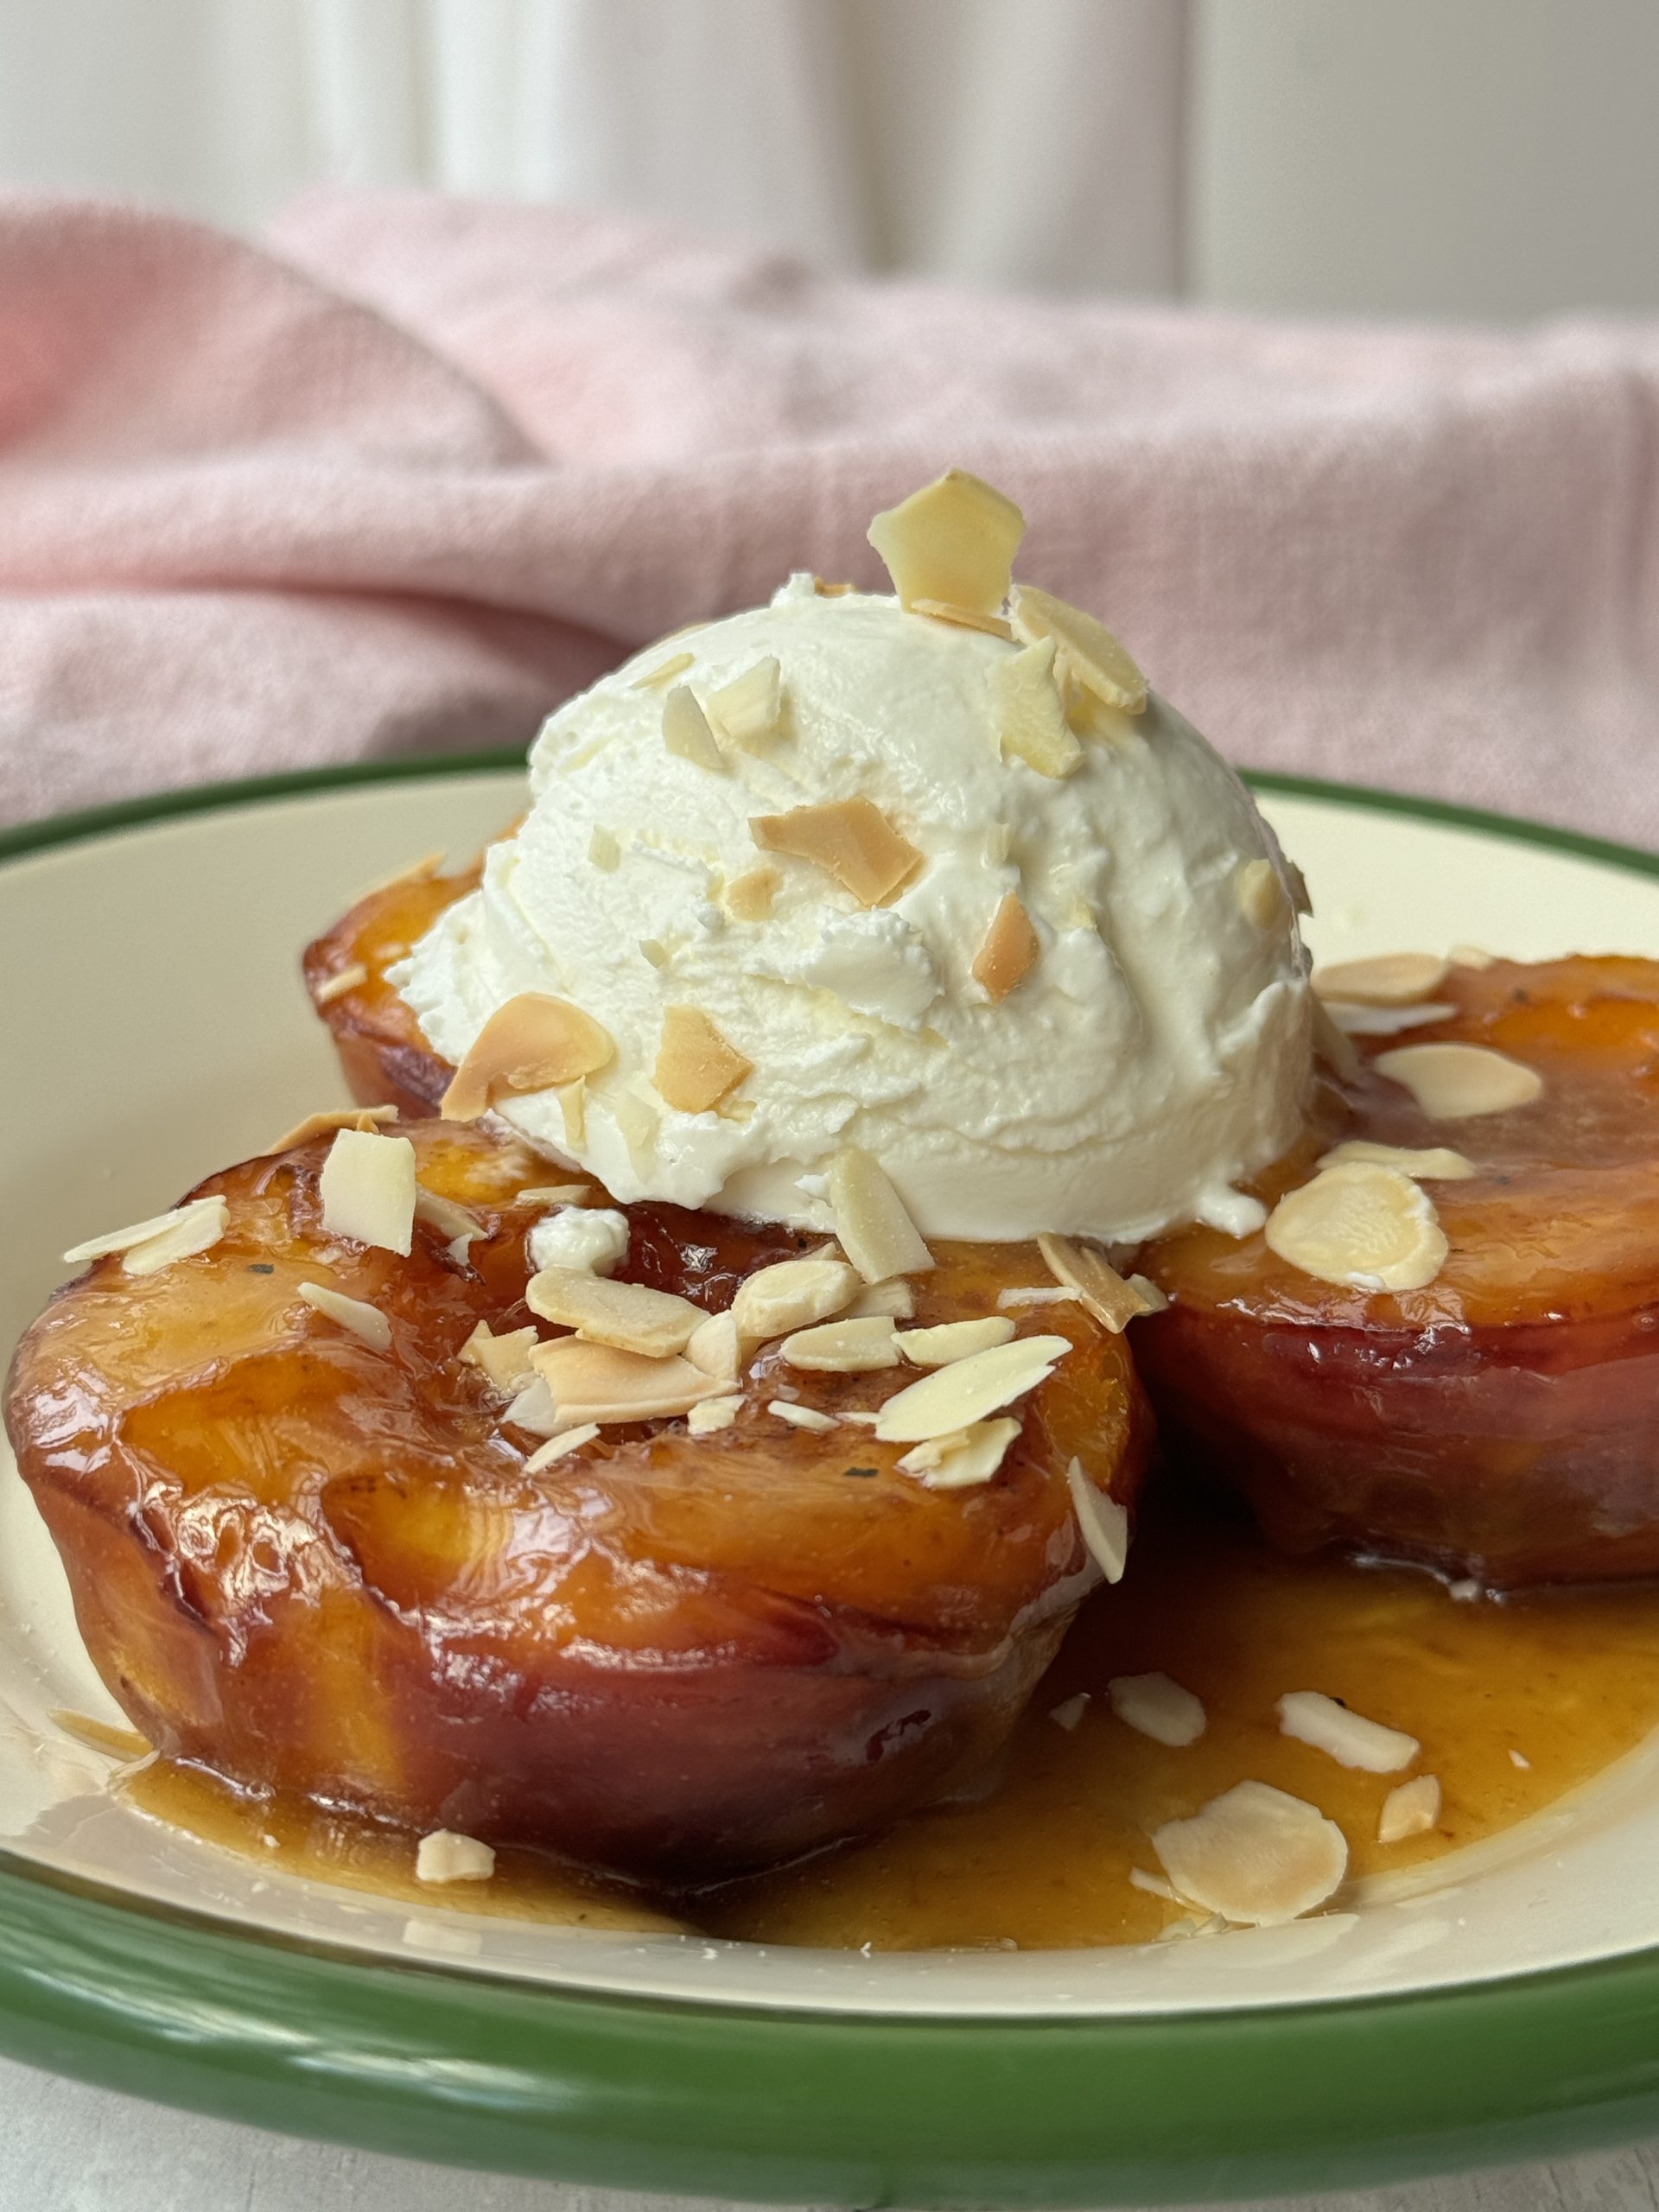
[4,186,1658,845]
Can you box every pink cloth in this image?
[3,187,1658,843]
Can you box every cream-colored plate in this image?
[4,767,1658,2020]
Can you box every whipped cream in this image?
[395,576,1312,1243]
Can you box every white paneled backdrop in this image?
[3,0,1659,315]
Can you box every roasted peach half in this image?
[1135,957,1659,1588]
[303,860,476,1116]
[5,1120,1150,1882]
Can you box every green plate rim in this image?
[5,748,1659,2206]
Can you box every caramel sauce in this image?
[112,1484,1659,1952]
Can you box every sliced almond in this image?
[502,1377,562,1437]
[779,1316,901,1372]
[612,1089,661,1170]
[896,1416,1020,1489]
[874,1333,1068,1442]
[847,1277,917,1320]
[1128,1866,1181,1903]
[1375,1042,1544,1120]
[814,577,855,595]
[557,1078,588,1149]
[1065,1455,1131,1583]
[910,599,1014,640]
[769,1400,837,1432]
[64,1195,226,1271]
[530,1338,717,1427]
[1378,1774,1441,1844]
[1235,858,1287,931]
[631,650,695,691]
[662,683,726,773]
[987,635,1082,779]
[826,1147,934,1282]
[123,1197,232,1277]
[639,938,670,970]
[897,1315,1015,1366]
[415,1830,495,1884]
[588,827,621,871]
[313,963,369,1006]
[1319,1141,1475,1181]
[357,849,443,901]
[525,1423,601,1471]
[732,1257,861,1342]
[708,657,783,751]
[971,893,1039,1003]
[1108,1673,1206,1748]
[1325,1001,1457,1038]
[1152,1781,1347,1927]
[1264,1163,1446,1294]
[1310,999,1363,1083]
[318,1128,416,1256]
[1451,944,1495,969]
[1038,1233,1160,1332]
[997,1284,1077,1310]
[655,1006,752,1114]
[1050,1694,1091,1732]
[1313,952,1450,1005]
[866,469,1025,615]
[518,1183,592,1205]
[268,1103,400,1154]
[296,1281,391,1351]
[1008,585,1147,717]
[526,1268,701,1358]
[751,798,923,908]
[442,995,614,1122]
[685,1308,740,1383]
[414,1186,481,1247]
[1277,1690,1419,1773]
[459,1321,539,1394]
[722,863,782,922]
[686,1395,741,1436]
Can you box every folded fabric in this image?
[3,185,1657,847]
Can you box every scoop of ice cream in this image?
[395,575,1311,1245]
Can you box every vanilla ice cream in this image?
[395,489,1312,1245]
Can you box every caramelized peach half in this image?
[6,1121,1149,1882]
[303,862,474,1115]
[1137,957,1659,1588]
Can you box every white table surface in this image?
[3,2054,1656,2212]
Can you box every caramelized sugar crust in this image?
[5,1122,1149,1882]
[1139,957,1659,1587]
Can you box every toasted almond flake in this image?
[826,1147,934,1282]
[1065,1455,1131,1582]
[655,1005,753,1114]
[1313,952,1450,1005]
[1510,1749,1531,1770]
[518,1183,592,1206]
[708,657,784,751]
[814,577,855,596]
[971,893,1040,1003]
[639,938,670,969]
[910,598,1015,640]
[1127,1273,1170,1313]
[611,1088,661,1168]
[722,863,783,922]
[1378,1774,1441,1843]
[314,963,369,1006]
[631,649,694,691]
[847,1277,917,1320]
[120,1197,231,1277]
[357,849,443,901]
[1152,1781,1347,1927]
[1326,1000,1457,1037]
[897,1316,1015,1367]
[751,798,923,908]
[662,683,726,773]
[415,1830,495,1885]
[1038,1233,1161,1332]
[685,1308,741,1383]
[503,1377,562,1436]
[896,1416,1020,1489]
[319,1128,416,1255]
[414,1186,480,1247]
[779,1316,901,1373]
[875,1333,1069,1443]
[867,469,1025,615]
[732,1257,861,1342]
[267,1103,400,1154]
[769,1400,837,1432]
[1265,1162,1446,1294]
[1319,1141,1476,1181]
[296,1281,391,1351]
[446,1235,474,1268]
[688,1394,742,1435]
[530,1338,718,1427]
[1128,1866,1180,1902]
[1008,585,1147,716]
[1451,944,1495,969]
[557,1078,588,1149]
[1235,858,1287,931]
[63,1195,225,1268]
[1376,1041,1544,1120]
[996,1284,1077,1310]
[459,1321,539,1394]
[526,1268,702,1357]
[1277,1690,1420,1773]
[442,995,614,1121]
[1050,1694,1091,1732]
[839,1409,881,1426]
[525,1422,601,1471]
[1310,998,1363,1082]
[588,826,621,871]
[987,633,1083,779]
[1108,1673,1206,1748]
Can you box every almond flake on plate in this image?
[1108,1673,1206,1747]
[722,863,783,922]
[1234,858,1287,931]
[1038,1233,1166,1330]
[1313,952,1450,1005]
[910,598,1014,640]
[874,1333,1069,1442]
[1065,1456,1131,1583]
[1151,1781,1347,1927]
[296,1281,392,1351]
[631,650,695,691]
[1277,1690,1420,1773]
[732,1257,861,1341]
[1318,1141,1475,1181]
[268,1103,400,1154]
[768,1400,838,1432]
[1264,1162,1446,1294]
[415,1830,495,1885]
[655,1006,753,1114]
[63,1194,227,1272]
[313,962,369,1006]
[1375,1041,1544,1120]
[687,1395,743,1435]
[708,657,784,750]
[529,1339,718,1427]
[779,1316,901,1373]
[896,1416,1020,1489]
[442,994,614,1121]
[866,469,1026,615]
[1008,585,1147,716]
[525,1423,601,1471]
[459,1321,539,1394]
[751,798,923,908]
[1049,1694,1091,1732]
[826,1147,934,1282]
[1378,1774,1441,1843]
[526,1268,702,1358]
[971,893,1040,1003]
[987,634,1082,779]
[318,1128,416,1255]
[897,1316,1015,1366]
